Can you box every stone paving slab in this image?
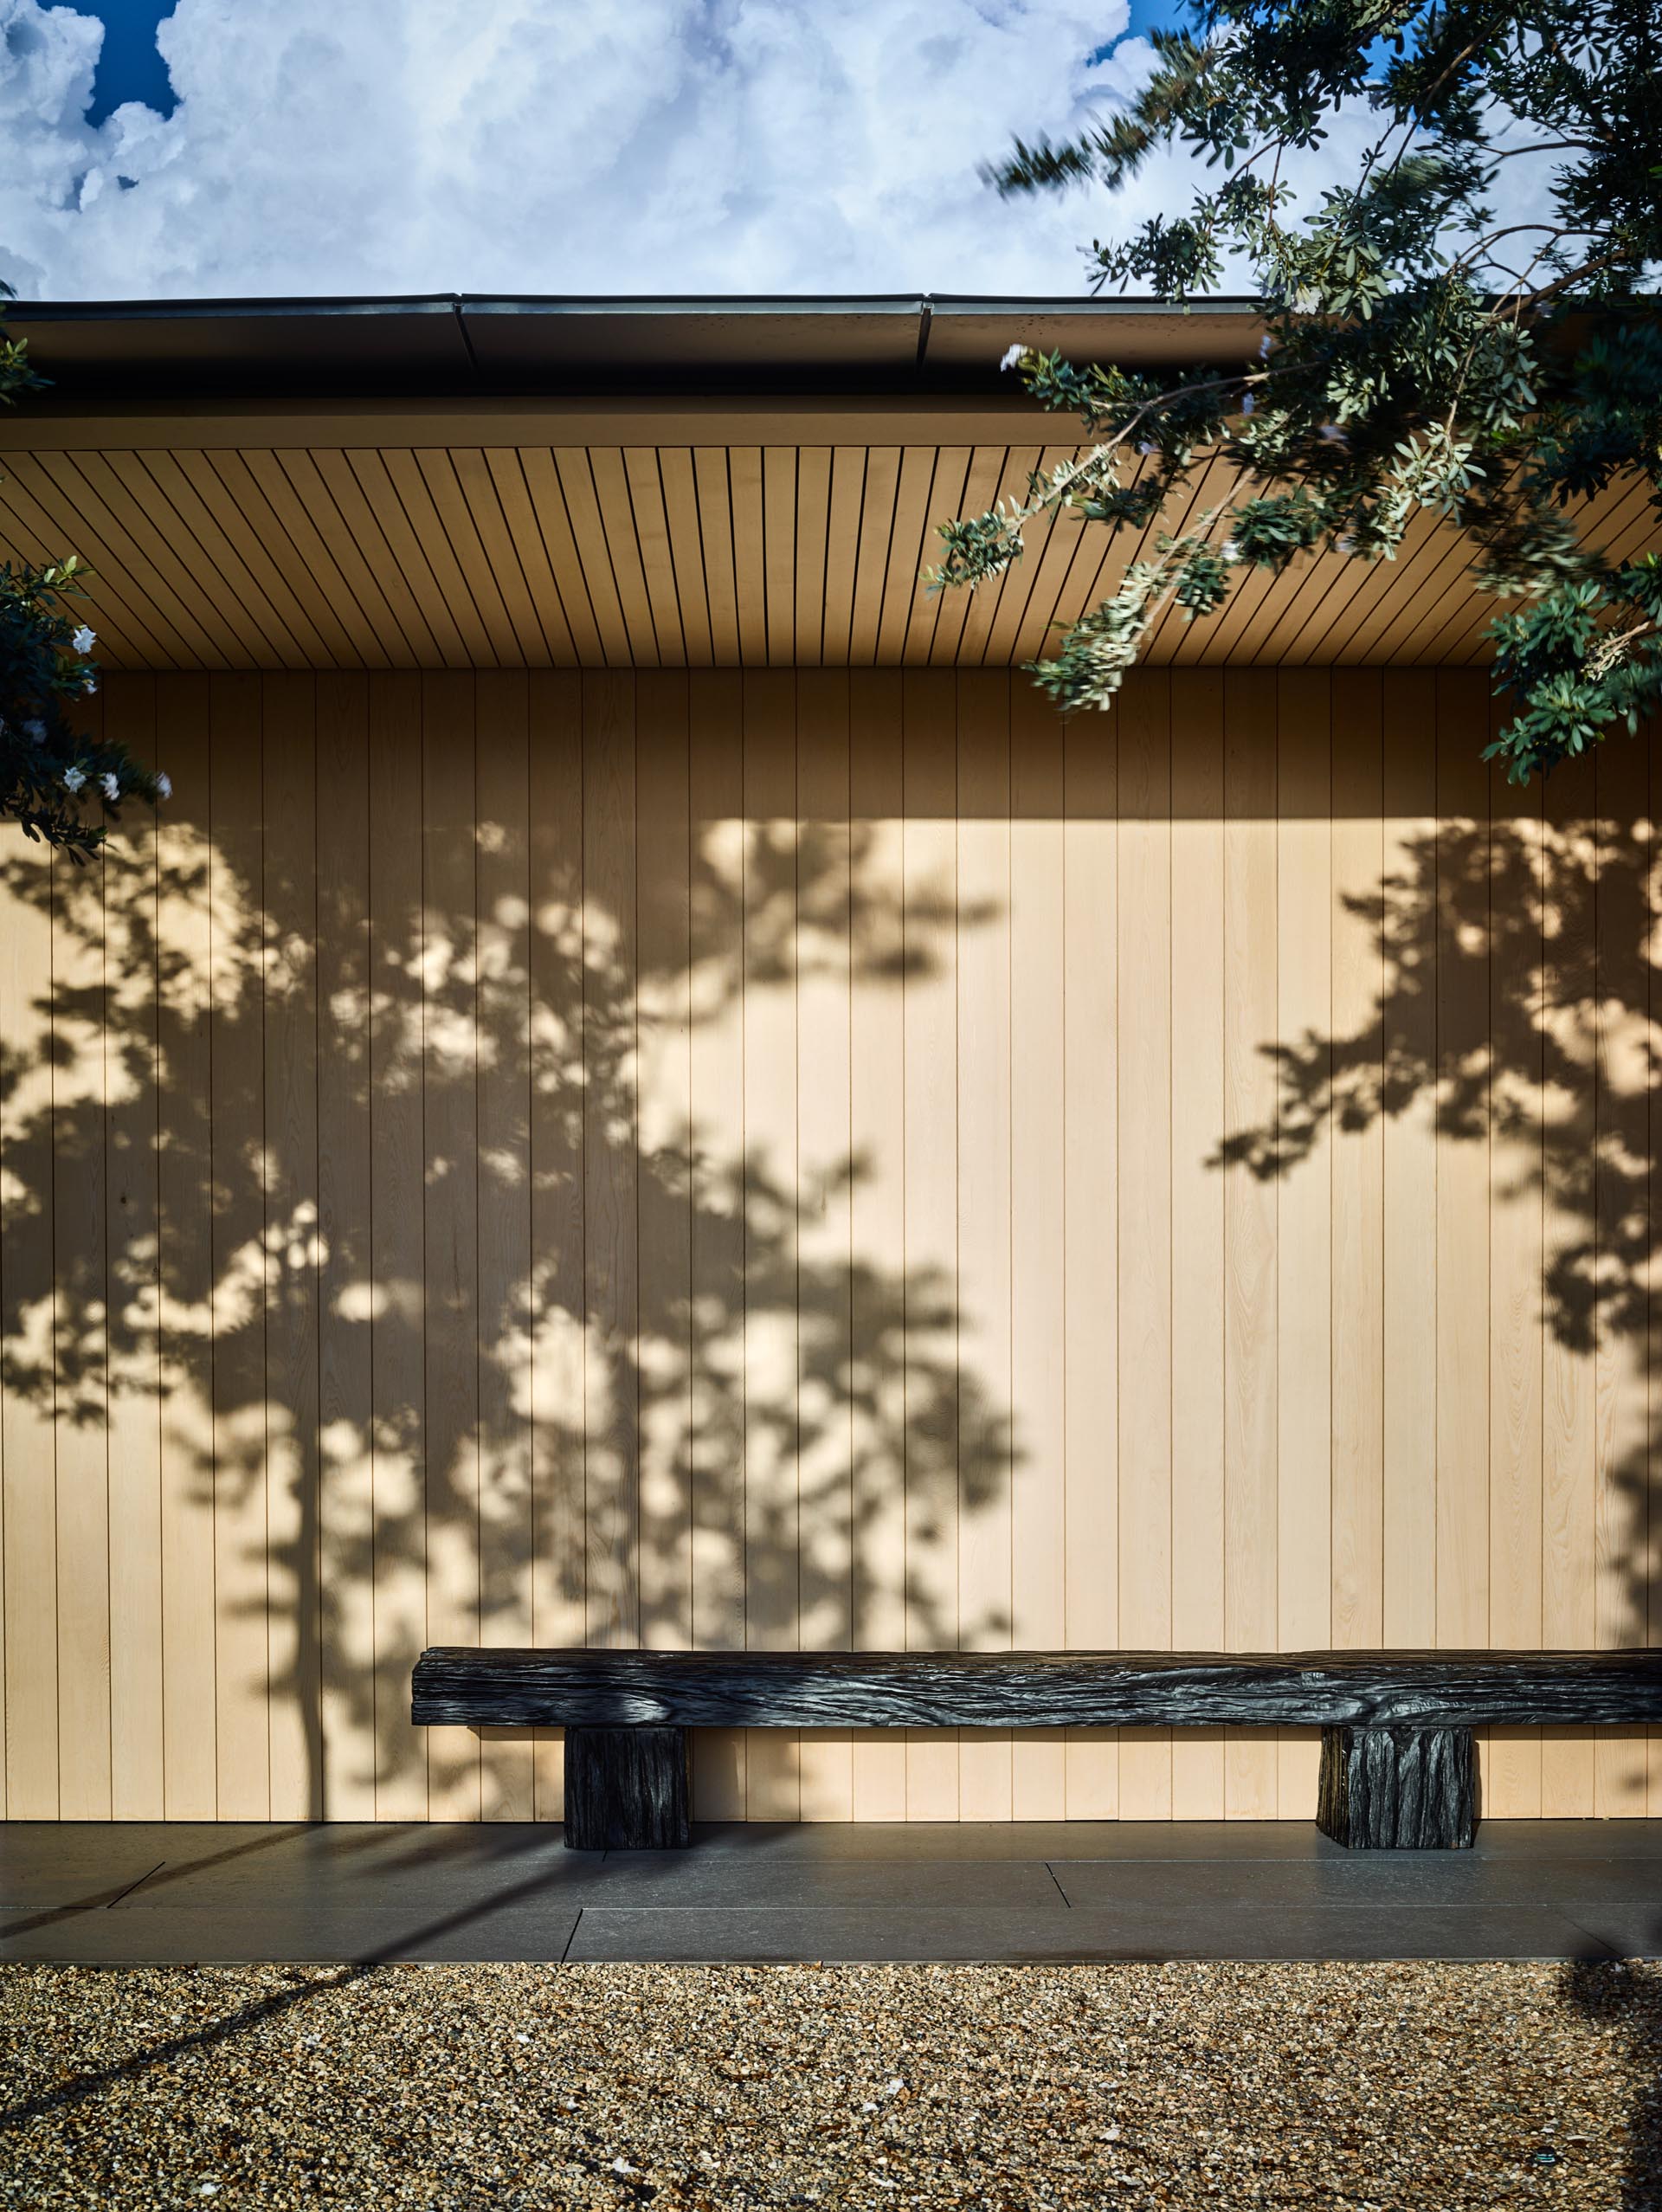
[1053,1854,1662,1908]
[0,1901,584,1965]
[563,1902,1620,1964]
[4,1820,1662,1964]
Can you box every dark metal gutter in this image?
[0,291,1264,403]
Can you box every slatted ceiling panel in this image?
[791,448,831,667]
[899,448,960,663]
[0,505,151,672]
[125,449,304,669]
[727,447,768,667]
[587,448,659,670]
[517,448,606,665]
[234,442,389,663]
[1021,454,1145,664]
[458,448,565,666]
[918,447,989,666]
[171,449,336,667]
[6,438,1652,672]
[691,449,739,666]
[1431,478,1659,669]
[658,447,712,668]
[761,448,795,667]
[1133,455,1243,663]
[977,446,1075,670]
[1300,506,1448,667]
[58,450,252,668]
[622,448,685,667]
[551,448,628,667]
[276,448,422,666]
[119,447,306,669]
[441,448,546,667]
[492,448,584,665]
[1360,524,1494,667]
[964,442,1058,667]
[847,445,899,663]
[249,449,409,667]
[1247,532,1372,668]
[1007,487,1091,667]
[873,446,935,665]
[4,451,206,668]
[388,449,499,667]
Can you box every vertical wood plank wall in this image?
[1,668,1657,1821]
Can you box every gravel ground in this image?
[2,1960,1659,2209]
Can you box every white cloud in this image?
[0,0,1543,304]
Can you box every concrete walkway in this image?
[4,1819,1661,1964]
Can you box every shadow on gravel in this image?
[0,1965,374,2131]
[1558,1957,1662,2210]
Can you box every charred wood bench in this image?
[411,1648,1662,1852]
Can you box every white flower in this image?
[1240,391,1255,415]
[155,771,173,801]
[999,343,1026,372]
[1292,287,1321,314]
[71,625,96,655]
[62,765,87,793]
[1259,333,1274,359]
[100,771,120,803]
[1318,422,1346,442]
[1137,440,1157,455]
[83,672,99,693]
[1221,539,1242,564]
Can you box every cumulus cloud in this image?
[0,0,1519,303]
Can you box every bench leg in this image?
[1317,1725,1476,1849]
[563,1725,691,1850]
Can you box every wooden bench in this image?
[411,1648,1662,1852]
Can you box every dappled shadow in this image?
[1557,1963,1662,2210]
[0,706,1015,1822]
[1213,783,1659,1673]
[1211,752,1662,2183]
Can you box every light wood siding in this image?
[2,669,1656,1820]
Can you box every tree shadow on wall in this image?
[1210,764,1661,2203]
[0,771,1014,1824]
[1214,790,1658,1682]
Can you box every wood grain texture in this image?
[1317,1726,1476,1849]
[414,1645,1662,1729]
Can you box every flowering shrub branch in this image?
[1,306,168,859]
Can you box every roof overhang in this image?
[0,295,1650,675]
[3,291,1266,404]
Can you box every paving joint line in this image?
[100,1861,170,1911]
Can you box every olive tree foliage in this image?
[929,0,1662,779]
[1,306,166,859]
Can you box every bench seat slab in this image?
[1317,1726,1476,1850]
[412,1647,1662,1731]
[564,1725,690,1851]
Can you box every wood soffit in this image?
[0,298,1652,673]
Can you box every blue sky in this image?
[0,0,1397,301]
[78,0,174,124]
[77,0,1189,128]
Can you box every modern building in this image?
[0,295,1654,1825]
